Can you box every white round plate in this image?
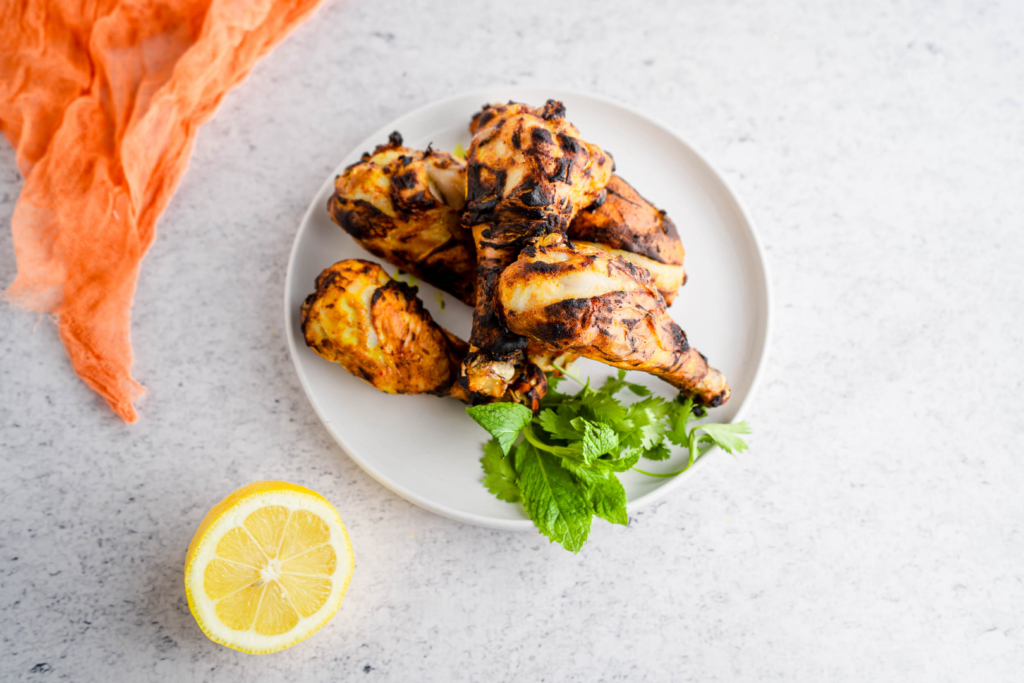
[285,88,770,530]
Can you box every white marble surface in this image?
[2,1,1022,680]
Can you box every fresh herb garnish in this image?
[467,369,751,552]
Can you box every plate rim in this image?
[283,87,773,531]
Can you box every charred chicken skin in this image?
[327,132,476,305]
[301,259,547,410]
[330,139,684,306]
[462,100,615,401]
[498,234,730,407]
[301,259,468,398]
[568,175,686,304]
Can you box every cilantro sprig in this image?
[466,369,751,552]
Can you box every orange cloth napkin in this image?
[0,0,322,422]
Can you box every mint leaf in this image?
[514,442,592,553]
[589,475,628,526]
[466,402,533,455]
[480,438,519,502]
[696,422,751,455]
[561,458,611,486]
[571,417,619,460]
[601,449,642,472]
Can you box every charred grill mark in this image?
[608,184,640,207]
[518,180,552,207]
[475,239,521,253]
[467,389,498,406]
[540,100,566,120]
[489,331,529,356]
[391,171,417,190]
[530,127,554,146]
[330,197,392,240]
[554,297,591,315]
[584,189,607,212]
[535,321,577,342]
[510,206,549,221]
[616,257,650,283]
[476,108,496,130]
[388,131,403,147]
[519,259,567,274]
[549,156,572,183]
[392,188,437,213]
[556,133,580,156]
[372,279,420,311]
[567,177,684,265]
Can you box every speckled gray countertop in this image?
[2,1,1022,680]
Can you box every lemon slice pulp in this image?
[185,481,354,654]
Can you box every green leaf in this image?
[696,422,751,455]
[579,389,629,430]
[480,438,519,502]
[538,406,583,442]
[598,369,629,396]
[466,402,533,455]
[642,441,672,461]
[666,397,697,447]
[561,458,612,486]
[599,369,651,398]
[601,449,642,472]
[626,397,671,449]
[514,442,592,553]
[589,475,628,526]
[571,417,619,460]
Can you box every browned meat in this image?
[301,259,468,398]
[498,234,730,407]
[568,175,686,304]
[332,146,684,306]
[461,100,614,402]
[301,259,548,410]
[327,132,476,305]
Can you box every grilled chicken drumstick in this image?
[327,133,475,304]
[461,100,614,401]
[499,234,730,407]
[301,259,547,409]
[330,140,685,305]
[567,175,686,304]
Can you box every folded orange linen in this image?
[0,0,322,422]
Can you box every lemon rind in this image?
[184,484,354,654]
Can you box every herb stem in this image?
[522,423,580,458]
[551,360,586,386]
[633,446,713,478]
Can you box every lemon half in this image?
[184,481,354,654]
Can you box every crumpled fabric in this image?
[0,0,322,422]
